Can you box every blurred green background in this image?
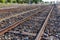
[0,0,43,4]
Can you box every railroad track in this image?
[0,5,49,32]
[40,5,60,40]
[0,6,48,31]
[0,5,50,35]
[0,5,48,22]
[0,5,53,40]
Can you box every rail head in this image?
[35,6,54,40]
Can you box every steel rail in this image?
[35,6,54,40]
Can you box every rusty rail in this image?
[0,6,48,36]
